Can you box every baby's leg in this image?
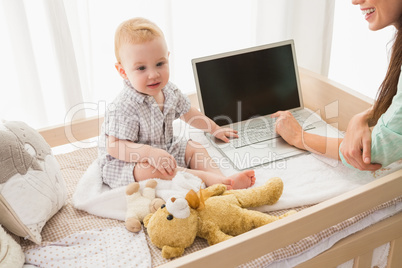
[181,169,255,190]
[184,141,255,189]
[185,140,223,176]
[181,168,233,189]
[133,162,177,182]
[134,141,255,189]
[133,162,233,189]
[134,163,254,190]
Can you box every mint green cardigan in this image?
[340,66,402,168]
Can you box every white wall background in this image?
[0,0,395,128]
[329,0,396,100]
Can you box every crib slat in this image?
[353,251,373,268]
[294,212,402,268]
[39,115,103,147]
[387,236,402,268]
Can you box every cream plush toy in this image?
[125,179,165,232]
[144,177,296,259]
[0,225,25,267]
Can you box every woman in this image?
[272,0,402,171]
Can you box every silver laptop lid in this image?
[192,39,303,127]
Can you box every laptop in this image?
[191,39,337,170]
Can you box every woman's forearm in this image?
[298,132,343,160]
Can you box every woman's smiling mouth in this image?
[362,8,376,20]
[361,8,375,15]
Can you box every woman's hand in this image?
[147,147,177,176]
[271,111,304,149]
[340,111,381,171]
[212,127,239,143]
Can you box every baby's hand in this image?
[212,127,239,143]
[148,148,177,176]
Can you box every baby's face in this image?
[118,37,170,97]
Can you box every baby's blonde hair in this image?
[114,17,164,63]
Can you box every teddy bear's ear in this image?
[185,189,200,209]
[196,188,208,210]
[162,245,185,259]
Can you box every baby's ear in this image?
[115,63,128,79]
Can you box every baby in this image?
[98,17,255,190]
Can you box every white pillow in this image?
[0,121,67,244]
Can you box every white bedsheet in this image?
[24,227,151,268]
[72,121,402,221]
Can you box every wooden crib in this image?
[39,68,402,268]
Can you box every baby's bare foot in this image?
[203,174,233,190]
[229,170,256,189]
[221,178,233,190]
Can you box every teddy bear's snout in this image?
[166,196,190,219]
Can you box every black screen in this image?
[195,43,301,126]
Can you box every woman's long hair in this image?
[370,15,402,125]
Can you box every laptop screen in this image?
[192,40,302,126]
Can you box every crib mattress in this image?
[18,147,401,267]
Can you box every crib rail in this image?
[158,169,402,267]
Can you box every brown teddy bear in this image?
[143,177,295,259]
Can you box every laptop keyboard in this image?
[231,112,315,149]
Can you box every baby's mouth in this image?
[148,82,160,88]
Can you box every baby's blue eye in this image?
[138,66,146,71]
[157,62,164,67]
